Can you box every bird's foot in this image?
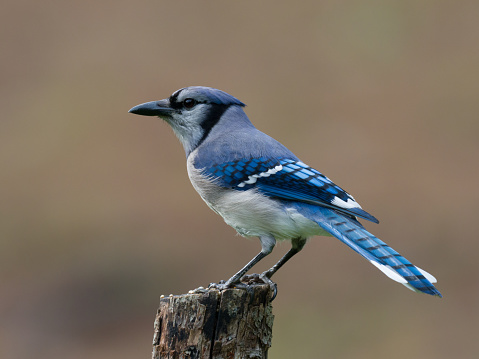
[208,273,277,301]
[241,272,277,301]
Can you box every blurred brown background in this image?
[1,1,478,358]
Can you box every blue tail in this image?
[292,203,442,297]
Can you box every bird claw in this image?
[241,273,278,301]
[260,273,278,301]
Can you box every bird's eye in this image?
[183,98,197,109]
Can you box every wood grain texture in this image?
[152,284,274,359]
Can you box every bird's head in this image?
[129,86,245,155]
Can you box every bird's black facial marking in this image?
[169,90,204,111]
[167,88,234,148]
[169,89,183,110]
[197,104,230,147]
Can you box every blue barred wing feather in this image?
[203,157,379,224]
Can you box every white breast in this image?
[186,150,329,240]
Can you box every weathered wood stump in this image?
[152,284,274,359]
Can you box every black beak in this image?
[128,99,174,117]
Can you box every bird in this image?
[129,86,442,298]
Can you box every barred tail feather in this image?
[292,204,442,297]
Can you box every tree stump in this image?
[152,284,274,359]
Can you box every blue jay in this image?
[129,86,442,298]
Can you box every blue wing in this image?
[203,157,379,223]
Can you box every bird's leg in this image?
[262,237,307,280]
[209,235,276,290]
[242,238,306,301]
